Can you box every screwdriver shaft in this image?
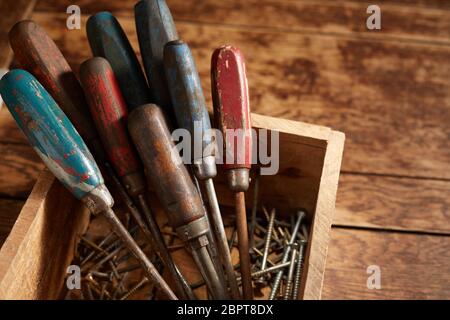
[102,207,177,300]
[235,192,253,299]
[204,179,240,299]
[137,194,195,299]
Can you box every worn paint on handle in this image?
[211,46,252,170]
[135,0,178,122]
[80,58,144,187]
[163,40,213,161]
[0,69,103,199]
[87,12,151,110]
[9,21,101,154]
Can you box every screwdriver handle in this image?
[211,46,252,171]
[80,57,146,197]
[9,20,106,162]
[135,0,178,122]
[0,70,113,212]
[163,40,214,163]
[87,12,151,110]
[128,104,205,229]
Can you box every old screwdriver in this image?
[163,40,240,299]
[128,104,229,300]
[86,11,151,110]
[0,70,176,300]
[135,0,178,123]
[8,20,158,262]
[211,45,254,299]
[79,57,194,300]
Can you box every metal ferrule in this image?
[227,168,250,192]
[175,215,210,243]
[193,155,217,180]
[81,184,114,214]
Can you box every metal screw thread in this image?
[269,211,305,300]
[120,278,149,300]
[261,209,276,271]
[292,241,306,300]
[283,249,298,300]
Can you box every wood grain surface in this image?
[29,12,450,181]
[335,174,450,234]
[35,0,450,44]
[0,0,35,68]
[323,227,450,299]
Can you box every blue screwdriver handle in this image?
[163,40,214,162]
[0,69,112,211]
[87,12,151,111]
[135,0,178,122]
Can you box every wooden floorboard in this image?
[0,0,35,68]
[34,0,450,44]
[0,144,43,199]
[335,174,450,234]
[30,12,450,181]
[322,227,450,299]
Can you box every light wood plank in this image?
[0,170,90,299]
[335,174,450,234]
[31,12,450,180]
[322,227,450,299]
[34,0,450,44]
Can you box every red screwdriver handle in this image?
[80,57,145,197]
[211,46,252,171]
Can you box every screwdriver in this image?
[128,103,229,300]
[211,46,254,300]
[163,40,240,299]
[79,57,194,300]
[8,20,158,264]
[0,70,176,300]
[86,12,151,110]
[135,0,178,123]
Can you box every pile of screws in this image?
[64,206,309,300]
[247,209,308,300]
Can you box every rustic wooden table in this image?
[0,0,449,299]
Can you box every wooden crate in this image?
[0,113,344,300]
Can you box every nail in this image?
[284,243,299,300]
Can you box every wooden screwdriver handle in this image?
[128,104,205,229]
[80,57,146,197]
[211,45,252,171]
[9,20,105,162]
[0,70,112,211]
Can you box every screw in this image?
[120,277,149,300]
[292,240,307,300]
[269,210,305,300]
[284,243,299,300]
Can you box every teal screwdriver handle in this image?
[0,69,113,213]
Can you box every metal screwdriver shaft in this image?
[79,57,194,300]
[211,45,254,300]
[163,40,237,298]
[128,104,228,300]
[0,70,176,300]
